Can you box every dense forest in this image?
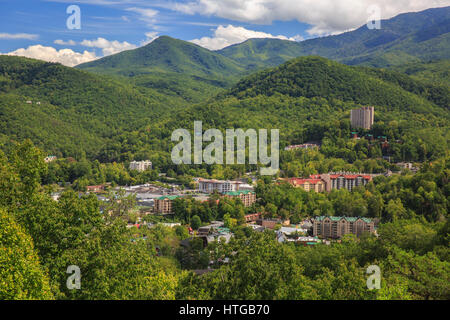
[1,54,448,186]
[0,6,449,300]
[0,141,448,299]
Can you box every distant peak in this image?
[154,35,174,41]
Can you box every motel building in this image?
[198,179,242,194]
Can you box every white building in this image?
[129,160,152,172]
[198,179,242,194]
[279,227,308,236]
[284,143,319,151]
[397,162,413,170]
[239,183,254,191]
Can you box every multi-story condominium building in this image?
[351,106,374,130]
[284,143,320,151]
[313,216,375,239]
[223,190,256,207]
[287,178,326,192]
[310,173,372,192]
[154,195,179,214]
[129,160,152,172]
[198,179,242,194]
[329,173,372,191]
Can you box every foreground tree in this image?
[0,209,53,300]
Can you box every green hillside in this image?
[76,36,245,102]
[227,56,449,115]
[0,55,180,158]
[1,55,448,166]
[154,56,449,168]
[392,59,450,86]
[217,38,306,70]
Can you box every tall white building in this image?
[198,179,242,194]
[129,160,152,172]
[351,106,374,130]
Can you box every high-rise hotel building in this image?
[351,106,374,130]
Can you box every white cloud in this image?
[190,24,299,50]
[174,0,450,36]
[54,39,76,46]
[126,7,158,18]
[291,34,304,42]
[80,37,137,56]
[4,45,97,67]
[126,7,159,27]
[140,32,159,46]
[0,33,39,40]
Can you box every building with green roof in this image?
[154,195,181,214]
[313,216,375,239]
[223,190,256,207]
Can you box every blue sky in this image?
[1,0,449,66]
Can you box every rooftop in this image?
[224,190,255,196]
[289,178,323,184]
[156,195,180,200]
[198,178,242,184]
[314,216,373,223]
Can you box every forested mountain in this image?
[0,55,182,158]
[1,6,449,302]
[1,54,448,165]
[157,56,449,170]
[391,59,450,86]
[219,6,450,68]
[227,56,450,114]
[218,38,306,70]
[77,36,244,79]
[2,7,450,165]
[179,55,450,133]
[72,7,450,105]
[76,36,245,102]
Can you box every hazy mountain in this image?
[218,6,450,68]
[74,7,449,101]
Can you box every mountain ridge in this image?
[218,6,450,68]
[74,7,450,95]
